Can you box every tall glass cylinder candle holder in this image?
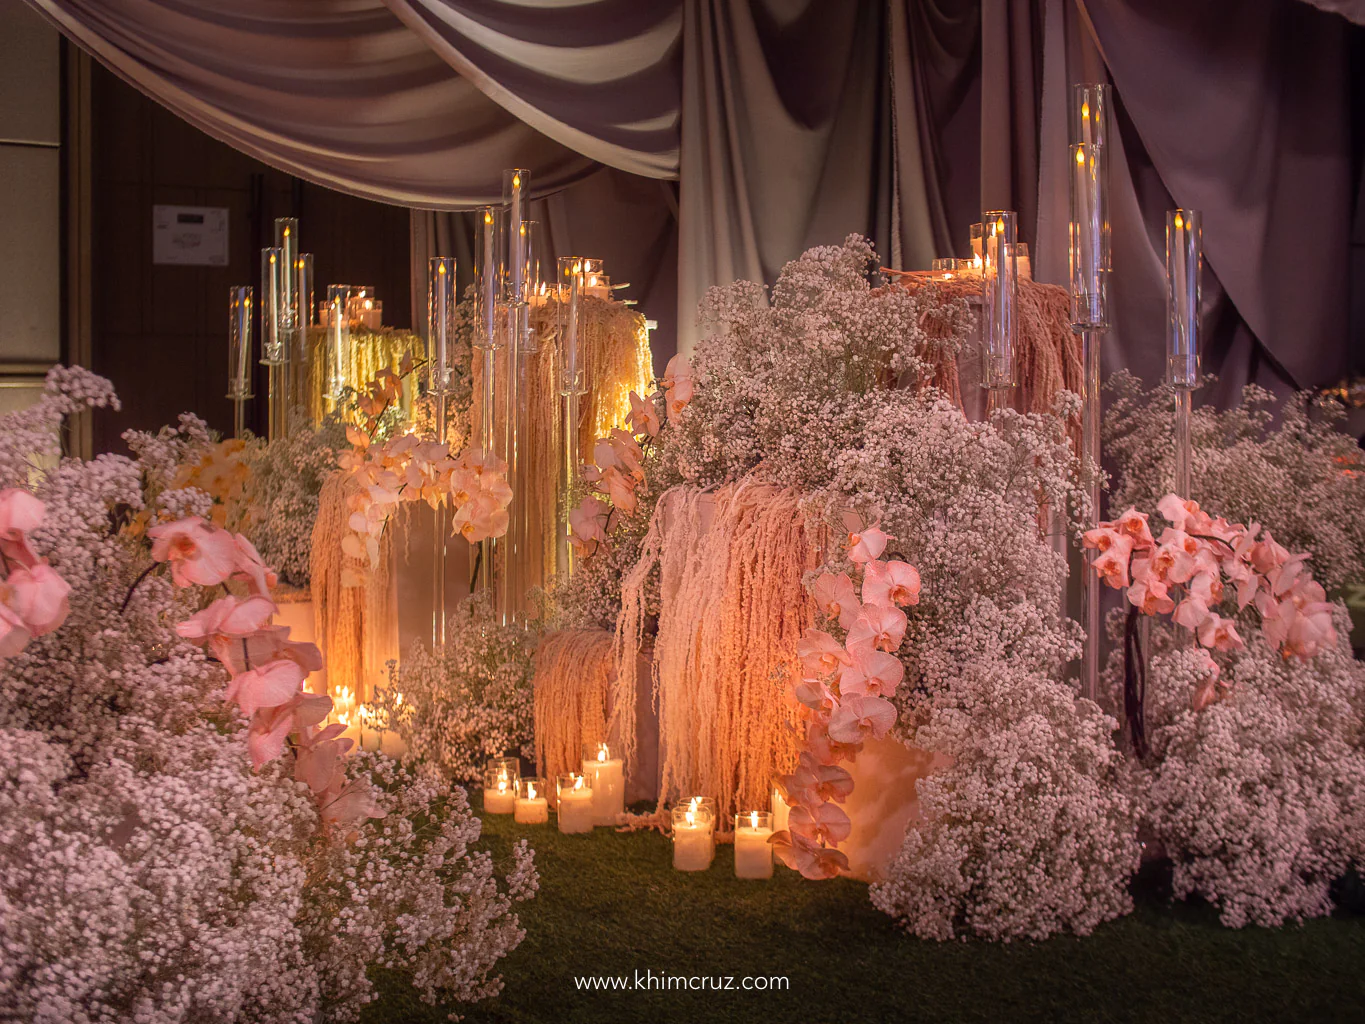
[581,740,624,825]
[289,253,314,424]
[428,257,458,648]
[227,286,254,438]
[1069,83,1111,704]
[982,211,1019,391]
[273,218,299,329]
[500,168,531,625]
[969,221,984,270]
[556,256,600,575]
[734,811,774,879]
[672,805,715,871]
[259,248,288,365]
[1166,209,1202,498]
[472,207,505,601]
[325,285,351,407]
[555,773,595,834]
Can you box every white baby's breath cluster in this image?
[369,595,537,783]
[0,374,535,1022]
[647,236,1136,939]
[1133,616,1365,927]
[0,366,119,488]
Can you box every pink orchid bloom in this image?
[0,488,43,569]
[1263,597,1336,659]
[1172,596,1211,632]
[608,430,646,481]
[453,494,510,543]
[294,723,354,794]
[147,516,239,588]
[827,693,897,744]
[771,829,849,880]
[599,465,639,514]
[1248,534,1291,577]
[1188,570,1225,608]
[318,775,384,827]
[213,624,322,678]
[477,471,514,507]
[1092,536,1135,590]
[792,753,855,803]
[1126,562,1175,616]
[3,563,70,636]
[177,594,277,646]
[1151,531,1200,584]
[1196,613,1244,652]
[1111,508,1156,550]
[789,800,853,846]
[1082,525,1126,554]
[666,377,694,420]
[838,648,905,699]
[628,391,661,437]
[862,559,921,607]
[224,657,306,717]
[0,601,32,659]
[793,676,837,712]
[846,525,892,564]
[244,690,334,768]
[1190,651,1224,712]
[812,572,859,629]
[805,717,862,763]
[1157,493,1216,535]
[569,496,611,554]
[663,353,694,390]
[846,603,908,654]
[797,628,852,677]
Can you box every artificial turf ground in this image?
[367,796,1365,1024]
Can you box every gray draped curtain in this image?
[26,0,1365,383]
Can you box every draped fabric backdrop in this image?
[25,0,1365,386]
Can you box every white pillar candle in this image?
[685,796,718,865]
[514,778,549,824]
[582,742,625,826]
[672,806,714,872]
[484,777,516,815]
[556,773,595,834]
[734,811,774,879]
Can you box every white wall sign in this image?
[152,205,229,266]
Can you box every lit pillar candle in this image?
[734,811,774,879]
[556,773,595,834]
[672,805,714,871]
[684,796,717,865]
[483,757,519,815]
[582,741,625,826]
[514,777,549,824]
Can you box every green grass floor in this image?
[367,797,1365,1024]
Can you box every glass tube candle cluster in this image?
[326,285,351,405]
[1166,209,1202,498]
[483,757,520,815]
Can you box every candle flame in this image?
[497,778,507,793]
[597,746,607,762]
[750,810,759,829]
[1081,101,1090,120]
[1076,147,1086,165]
[685,810,695,827]
[484,210,493,225]
[283,227,290,237]
[573,775,584,791]
[438,263,446,276]
[527,781,537,799]
[269,253,276,264]
[688,796,701,812]
[513,172,521,189]
[1174,212,1184,230]
[996,216,1005,232]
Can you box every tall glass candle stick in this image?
[260,248,289,440]
[325,285,351,409]
[428,257,457,649]
[1166,209,1202,498]
[500,168,530,626]
[1069,84,1111,704]
[290,252,314,423]
[227,286,254,439]
[982,211,1019,402]
[556,256,600,576]
[472,207,504,600]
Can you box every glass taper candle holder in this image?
[259,248,288,365]
[325,285,351,402]
[428,258,458,395]
[1166,209,1202,389]
[274,218,299,332]
[555,773,595,834]
[227,286,254,402]
[672,805,715,872]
